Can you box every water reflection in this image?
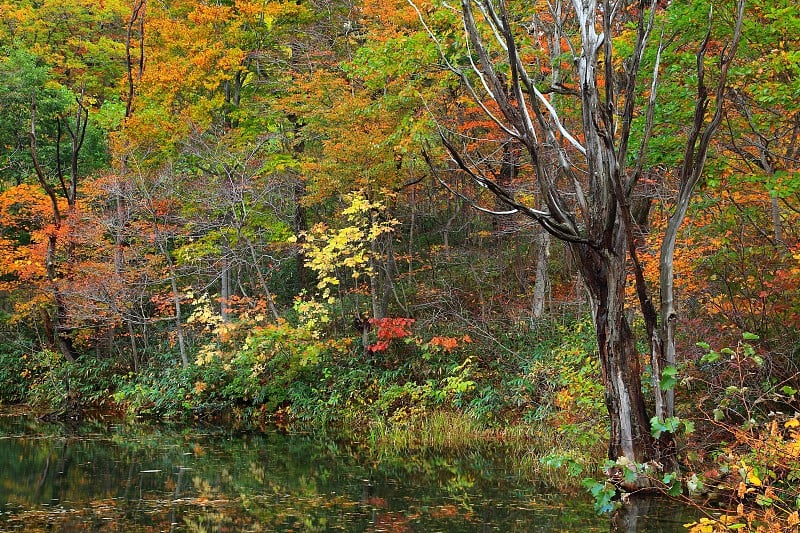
[0,410,693,531]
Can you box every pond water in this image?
[0,409,696,532]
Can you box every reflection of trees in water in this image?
[0,414,689,531]
[614,496,653,533]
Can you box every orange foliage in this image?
[361,0,424,30]
[429,335,472,351]
[0,184,64,289]
[640,170,800,341]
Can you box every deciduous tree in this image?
[417,0,745,470]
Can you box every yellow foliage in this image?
[195,344,222,366]
[747,470,762,487]
[684,517,719,533]
[293,297,331,338]
[685,515,749,533]
[292,191,398,301]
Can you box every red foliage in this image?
[367,317,415,352]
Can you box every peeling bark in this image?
[574,234,654,463]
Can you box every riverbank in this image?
[4,317,800,531]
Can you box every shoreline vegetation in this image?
[1,393,782,532]
[4,318,799,531]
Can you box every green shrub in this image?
[0,343,32,404]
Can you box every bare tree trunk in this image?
[493,141,517,235]
[293,181,312,292]
[655,1,745,421]
[220,252,230,323]
[770,196,783,245]
[368,212,383,320]
[112,186,141,372]
[442,196,458,256]
[157,240,187,368]
[574,235,654,466]
[408,185,416,277]
[379,231,397,316]
[245,237,280,320]
[64,86,87,209]
[125,0,146,118]
[127,321,139,373]
[53,289,78,363]
[119,0,146,371]
[531,230,550,320]
[29,93,77,363]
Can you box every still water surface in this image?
[0,409,695,531]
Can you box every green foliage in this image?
[581,477,619,515]
[10,349,119,410]
[24,350,72,408]
[659,365,678,391]
[0,342,32,404]
[540,452,585,477]
[516,318,606,448]
[346,32,439,92]
[649,415,694,439]
[0,48,71,186]
[671,331,800,530]
[218,319,338,411]
[112,316,350,419]
[112,364,193,419]
[693,332,779,426]
[104,309,605,441]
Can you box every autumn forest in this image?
[0,0,799,528]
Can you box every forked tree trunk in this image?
[652,0,745,423]
[245,237,280,321]
[121,0,145,371]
